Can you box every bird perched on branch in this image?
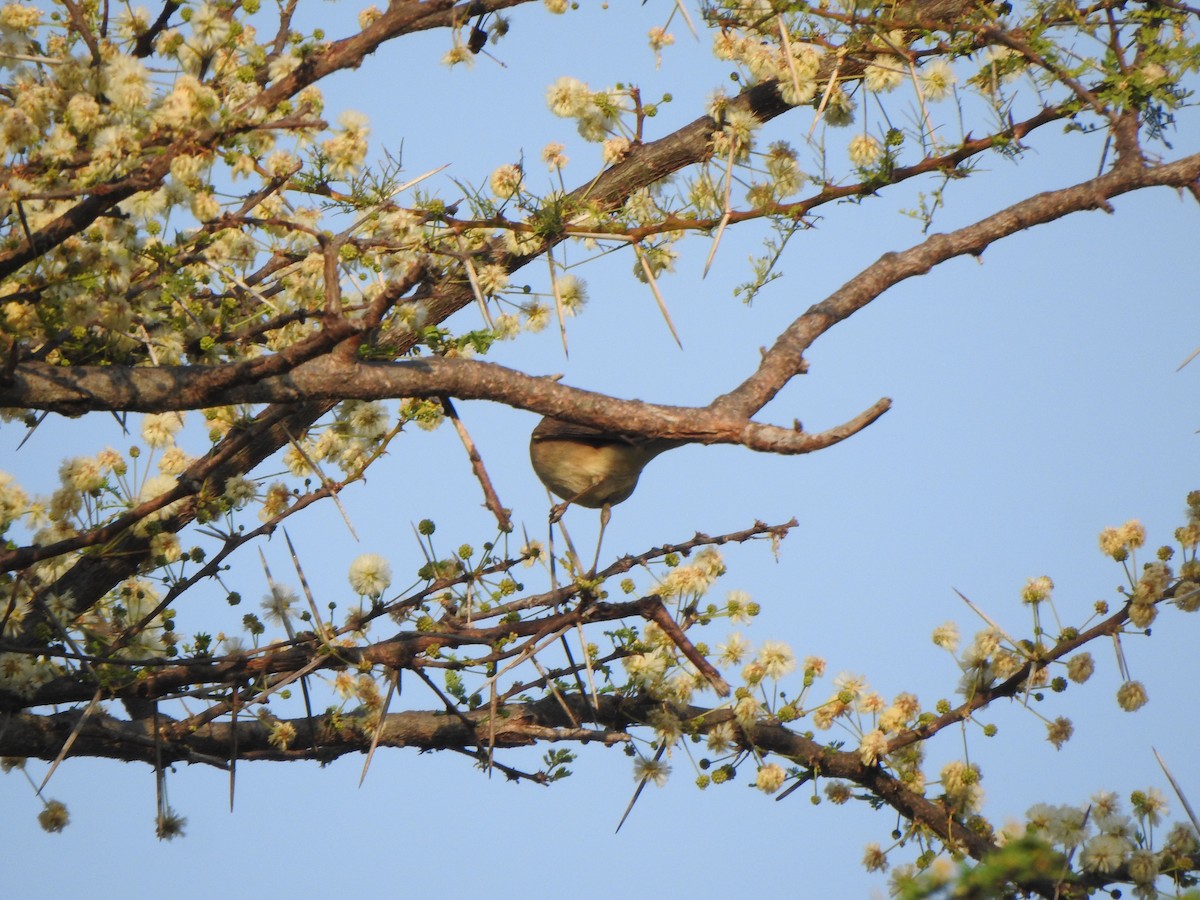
[529,415,676,563]
[529,415,675,511]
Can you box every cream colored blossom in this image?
[624,650,669,688]
[1098,526,1125,558]
[718,632,750,666]
[1120,520,1146,549]
[940,759,984,813]
[1132,787,1168,827]
[1116,680,1148,711]
[706,721,737,753]
[157,446,192,475]
[541,141,568,169]
[488,312,518,340]
[134,474,184,532]
[546,76,591,117]
[150,532,182,564]
[733,694,762,732]
[349,553,392,597]
[490,163,523,199]
[476,263,510,297]
[268,720,297,750]
[441,45,472,67]
[1021,575,1053,604]
[812,698,847,730]
[0,3,42,29]
[1080,833,1131,873]
[862,843,888,872]
[0,472,28,533]
[520,539,545,566]
[104,55,150,112]
[262,585,298,623]
[633,755,670,786]
[848,134,883,168]
[554,274,587,315]
[358,5,382,28]
[259,481,290,521]
[755,763,786,794]
[823,87,855,126]
[65,93,103,133]
[141,412,184,449]
[726,589,754,623]
[826,781,852,804]
[59,457,105,494]
[191,191,220,222]
[648,27,674,53]
[321,111,370,179]
[865,62,904,93]
[1065,652,1094,683]
[757,640,796,680]
[602,135,631,164]
[38,800,69,833]
[223,476,257,508]
[920,60,956,102]
[859,729,889,764]
[931,621,959,651]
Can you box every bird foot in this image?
[548,501,569,524]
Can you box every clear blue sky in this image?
[4,3,1199,896]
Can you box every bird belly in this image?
[529,440,643,507]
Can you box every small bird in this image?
[529,415,673,510]
[529,415,675,563]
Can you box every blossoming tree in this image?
[1,0,1199,895]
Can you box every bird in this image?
[529,415,675,565]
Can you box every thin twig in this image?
[645,599,730,696]
[442,398,512,532]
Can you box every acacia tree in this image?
[1,0,1198,895]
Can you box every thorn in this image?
[616,744,665,833]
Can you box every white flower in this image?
[718,632,750,665]
[632,755,670,786]
[141,412,184,448]
[758,640,796,680]
[859,729,889,764]
[865,62,904,93]
[348,553,392,597]
[489,163,523,199]
[755,763,786,794]
[262,584,299,623]
[546,76,591,117]
[103,55,150,112]
[848,134,883,168]
[1080,833,1132,873]
[920,60,956,102]
[223,476,257,508]
[931,621,959,651]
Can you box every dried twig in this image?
[442,398,512,532]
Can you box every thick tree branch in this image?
[711,152,1200,415]
[6,155,1197,449]
[0,354,883,453]
[0,691,1026,883]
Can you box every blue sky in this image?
[4,2,1199,896]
